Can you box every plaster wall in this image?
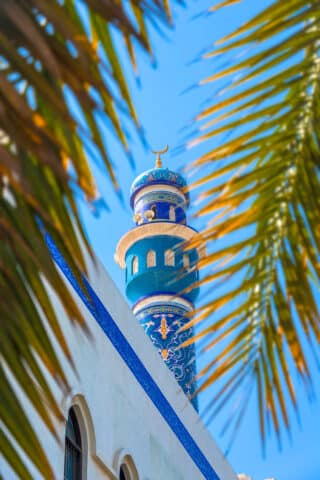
[1,248,238,480]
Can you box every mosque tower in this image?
[115,146,205,409]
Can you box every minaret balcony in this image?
[115,222,205,269]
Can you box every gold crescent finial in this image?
[152,144,169,168]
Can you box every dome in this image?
[130,167,189,207]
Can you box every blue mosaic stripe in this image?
[136,304,198,410]
[46,234,220,480]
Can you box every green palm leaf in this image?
[188,0,320,449]
[0,1,170,477]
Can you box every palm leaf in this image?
[188,0,320,448]
[0,1,170,477]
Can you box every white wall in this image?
[1,250,238,480]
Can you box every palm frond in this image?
[189,0,320,449]
[0,1,170,477]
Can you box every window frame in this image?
[183,253,190,269]
[132,256,139,275]
[164,249,175,267]
[118,457,139,480]
[146,249,156,267]
[169,205,176,221]
[120,463,130,480]
[64,408,82,480]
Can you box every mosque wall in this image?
[1,246,237,480]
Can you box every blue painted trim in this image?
[46,234,220,480]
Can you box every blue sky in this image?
[78,2,320,479]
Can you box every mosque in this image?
[1,150,239,479]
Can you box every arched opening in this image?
[120,464,130,480]
[183,253,190,269]
[151,204,157,219]
[119,458,139,480]
[165,249,175,266]
[114,451,139,480]
[64,408,82,480]
[147,249,156,267]
[132,256,138,275]
[169,205,176,221]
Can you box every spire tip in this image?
[152,144,169,168]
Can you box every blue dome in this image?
[130,167,189,207]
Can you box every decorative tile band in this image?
[136,301,198,410]
[134,184,186,206]
[46,234,220,480]
[133,294,194,314]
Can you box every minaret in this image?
[115,147,205,409]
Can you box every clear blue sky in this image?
[78,2,320,479]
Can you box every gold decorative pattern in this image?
[160,315,169,339]
[161,348,169,360]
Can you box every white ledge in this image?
[115,222,206,268]
[133,295,194,315]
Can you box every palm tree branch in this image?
[188,0,320,445]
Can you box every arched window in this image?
[183,253,190,269]
[147,250,156,267]
[64,408,82,480]
[132,256,138,275]
[169,205,176,221]
[165,249,175,266]
[118,458,139,480]
[120,464,130,480]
